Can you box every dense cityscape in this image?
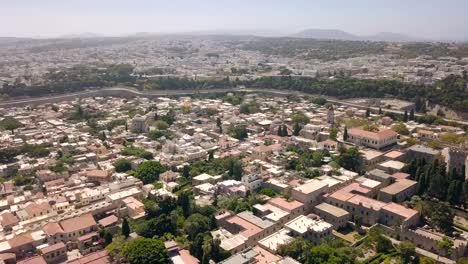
[1,1,468,264]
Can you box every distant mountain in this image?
[293,29,359,40]
[293,29,419,42]
[366,32,418,42]
[58,32,104,39]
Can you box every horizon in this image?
[1,0,468,41]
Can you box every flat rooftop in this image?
[380,179,417,195]
[315,202,350,218]
[258,229,293,252]
[237,211,274,229]
[226,216,262,239]
[293,179,328,194]
[285,215,332,234]
[378,160,405,170]
[267,197,304,212]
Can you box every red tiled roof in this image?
[85,170,109,178]
[97,215,118,227]
[17,256,47,264]
[267,197,303,212]
[8,233,34,248]
[67,250,110,264]
[43,222,63,236]
[348,128,397,141]
[226,216,262,238]
[392,172,411,180]
[60,214,96,233]
[1,212,19,226]
[40,242,66,255]
[382,202,418,219]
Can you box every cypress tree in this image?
[122,217,130,238]
[343,126,348,141]
[409,109,415,120]
[293,122,301,136]
[277,126,283,136]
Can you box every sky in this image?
[1,0,468,40]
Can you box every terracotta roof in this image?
[178,249,200,264]
[97,215,118,227]
[348,128,397,141]
[1,212,19,226]
[0,253,15,262]
[78,232,98,242]
[60,214,96,233]
[8,233,34,248]
[382,202,418,219]
[67,250,110,264]
[226,216,262,239]
[43,222,63,236]
[321,139,338,145]
[267,197,303,212]
[24,202,51,217]
[40,242,66,255]
[17,256,47,264]
[347,195,386,210]
[85,170,109,178]
[391,172,410,180]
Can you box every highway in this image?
[1,87,467,126]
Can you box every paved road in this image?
[1,87,467,125]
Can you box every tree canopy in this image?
[122,238,169,264]
[135,160,166,184]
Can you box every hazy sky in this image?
[1,0,468,40]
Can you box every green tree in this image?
[343,126,348,141]
[202,235,213,264]
[113,159,132,173]
[403,110,409,122]
[392,122,410,135]
[282,125,288,136]
[277,126,283,136]
[259,188,277,197]
[0,117,23,133]
[122,218,130,238]
[135,160,166,184]
[154,120,169,130]
[293,122,302,136]
[437,236,454,257]
[122,238,169,264]
[420,256,436,264]
[216,117,222,132]
[184,214,211,240]
[178,191,192,218]
[182,165,191,179]
[228,159,243,180]
[312,97,327,106]
[229,125,248,140]
[277,238,312,263]
[409,109,415,120]
[376,235,393,253]
[397,241,416,263]
[292,112,310,124]
[329,128,338,140]
[336,147,361,172]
